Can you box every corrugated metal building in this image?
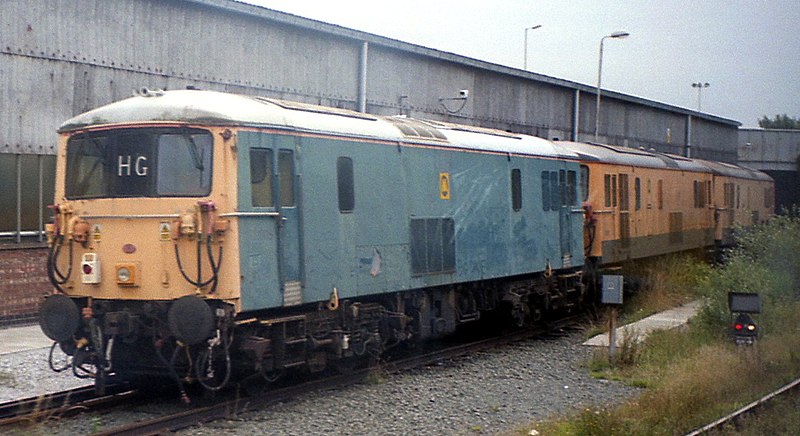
[1,0,740,244]
[738,128,800,212]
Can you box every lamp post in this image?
[594,31,630,142]
[691,82,710,111]
[523,25,542,70]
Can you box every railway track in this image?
[86,316,583,435]
[0,384,138,427]
[685,375,800,435]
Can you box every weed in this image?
[614,328,642,368]
[91,416,102,433]
[587,348,612,375]
[362,366,387,385]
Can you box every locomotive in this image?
[38,89,773,395]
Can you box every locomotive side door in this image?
[274,136,303,306]
[618,173,630,248]
[237,132,303,311]
[558,166,581,268]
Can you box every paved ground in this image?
[0,324,52,355]
[583,300,702,347]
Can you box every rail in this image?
[0,384,136,427]
[685,375,800,435]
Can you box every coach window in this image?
[618,174,628,211]
[511,168,522,211]
[567,170,577,206]
[580,165,589,202]
[611,175,617,207]
[707,181,712,206]
[337,157,354,213]
[693,181,699,208]
[541,172,551,211]
[657,179,663,210]
[250,148,273,207]
[634,177,641,211]
[550,171,559,208]
[747,186,751,209]
[278,150,294,207]
[724,183,734,208]
[736,185,740,209]
[604,174,611,207]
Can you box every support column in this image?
[572,89,581,141]
[685,115,693,158]
[15,154,21,243]
[358,41,368,113]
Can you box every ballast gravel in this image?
[184,331,640,435]
[0,347,90,403]
[0,330,641,435]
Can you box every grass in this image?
[516,212,800,435]
[583,252,710,341]
[621,252,709,320]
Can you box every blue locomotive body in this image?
[234,126,585,313]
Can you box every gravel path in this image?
[1,330,640,435]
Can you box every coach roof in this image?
[558,141,711,173]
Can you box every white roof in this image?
[59,90,575,160]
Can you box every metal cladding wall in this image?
[738,128,800,212]
[2,0,740,241]
[738,129,800,172]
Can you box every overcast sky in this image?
[241,0,799,127]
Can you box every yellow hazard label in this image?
[439,172,450,200]
[92,224,101,242]
[159,222,171,241]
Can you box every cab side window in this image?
[250,148,273,207]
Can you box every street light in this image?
[691,82,710,111]
[594,31,630,142]
[523,25,542,70]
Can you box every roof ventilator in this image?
[134,87,165,98]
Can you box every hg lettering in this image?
[118,155,148,177]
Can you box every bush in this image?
[525,213,800,436]
[697,212,800,336]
